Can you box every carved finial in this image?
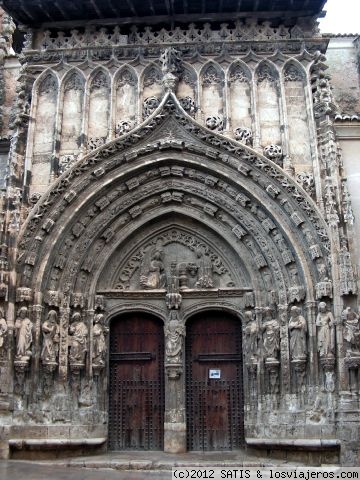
[160,47,183,92]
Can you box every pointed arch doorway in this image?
[186,311,244,451]
[108,312,165,450]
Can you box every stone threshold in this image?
[8,450,287,470]
[9,438,107,450]
[246,438,341,450]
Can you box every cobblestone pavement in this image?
[0,461,171,480]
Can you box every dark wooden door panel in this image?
[186,312,244,451]
[109,313,164,450]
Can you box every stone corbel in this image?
[265,359,280,395]
[291,358,307,393]
[13,358,29,395]
[165,364,183,380]
[16,287,32,303]
[320,355,336,393]
[246,360,258,403]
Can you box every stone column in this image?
[30,303,43,401]
[163,306,186,453]
[305,301,318,385]
[58,307,70,381]
[278,304,290,397]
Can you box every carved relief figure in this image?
[316,302,335,357]
[92,313,108,366]
[41,310,60,363]
[160,47,182,75]
[341,307,360,355]
[288,306,307,360]
[140,249,167,289]
[68,312,88,365]
[261,307,280,360]
[195,248,214,288]
[15,307,33,359]
[165,311,185,364]
[0,308,7,350]
[244,310,258,358]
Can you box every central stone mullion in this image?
[163,306,187,453]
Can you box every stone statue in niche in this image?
[68,312,88,365]
[244,310,258,358]
[0,308,7,351]
[341,307,360,355]
[261,307,280,360]
[288,306,307,360]
[140,249,167,289]
[41,310,60,364]
[92,313,108,366]
[316,302,335,358]
[160,47,182,91]
[195,248,214,289]
[165,311,185,364]
[14,306,33,360]
[160,46,182,76]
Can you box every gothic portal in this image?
[0,0,359,466]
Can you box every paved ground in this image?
[0,450,289,480]
[0,461,171,480]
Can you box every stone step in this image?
[9,451,304,471]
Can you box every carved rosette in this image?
[234,127,253,145]
[115,120,134,137]
[143,96,160,117]
[263,144,283,166]
[205,115,224,132]
[179,96,196,116]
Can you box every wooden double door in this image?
[108,311,244,451]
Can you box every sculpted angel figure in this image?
[288,306,307,360]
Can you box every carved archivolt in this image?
[17,93,329,312]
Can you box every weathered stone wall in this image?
[326,36,360,116]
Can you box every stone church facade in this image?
[0,0,359,466]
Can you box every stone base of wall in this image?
[246,438,340,465]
